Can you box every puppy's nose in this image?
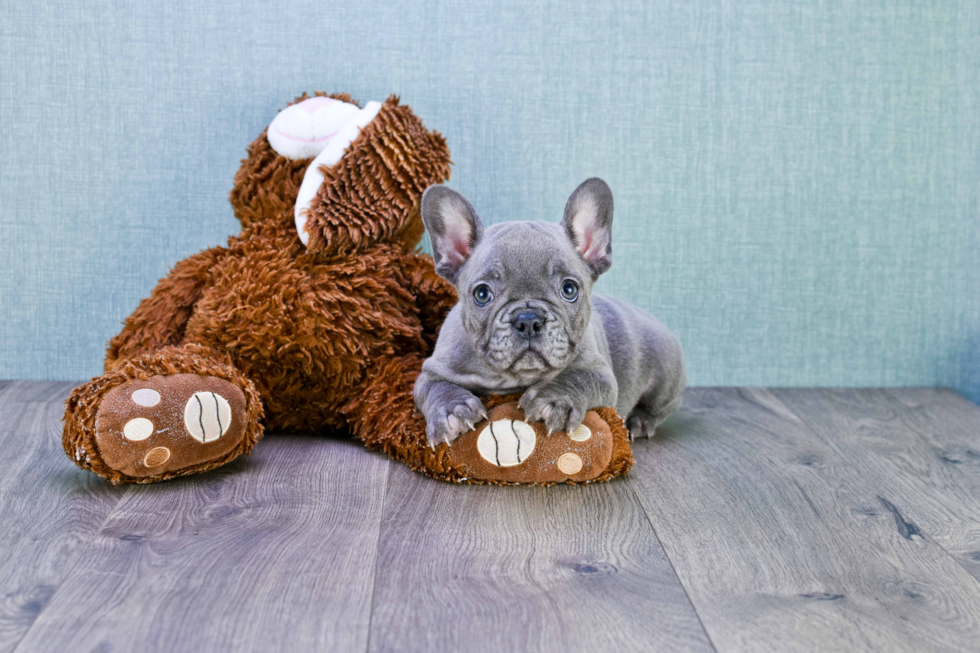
[513,311,544,338]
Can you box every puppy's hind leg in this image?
[626,389,683,440]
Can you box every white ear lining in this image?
[569,195,607,260]
[437,196,479,265]
[268,98,361,160]
[433,231,470,269]
[294,100,383,246]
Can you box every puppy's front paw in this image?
[519,382,586,435]
[425,396,488,447]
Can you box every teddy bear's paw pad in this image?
[94,374,248,478]
[183,391,233,443]
[268,96,361,160]
[448,402,614,484]
[475,419,536,467]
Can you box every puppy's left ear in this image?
[421,185,485,283]
[561,177,614,276]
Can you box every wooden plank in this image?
[15,434,391,653]
[0,384,126,653]
[367,463,714,653]
[772,387,980,581]
[0,381,79,406]
[627,388,980,653]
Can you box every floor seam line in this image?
[363,458,392,653]
[9,392,136,653]
[625,475,720,653]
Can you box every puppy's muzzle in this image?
[512,310,544,339]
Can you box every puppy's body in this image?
[591,294,686,420]
[415,180,686,445]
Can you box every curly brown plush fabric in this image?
[62,93,634,485]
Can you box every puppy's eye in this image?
[473,284,494,306]
[560,279,579,302]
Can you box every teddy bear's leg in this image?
[105,247,226,371]
[339,354,445,475]
[63,344,264,484]
[342,354,634,485]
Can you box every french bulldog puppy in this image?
[414,178,686,446]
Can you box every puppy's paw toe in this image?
[458,396,488,424]
[521,387,585,435]
[426,399,488,447]
[626,409,659,440]
[544,403,585,435]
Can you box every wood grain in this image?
[7,382,980,652]
[0,381,78,406]
[14,433,391,653]
[367,462,714,653]
[0,385,126,653]
[772,388,980,581]
[627,388,980,652]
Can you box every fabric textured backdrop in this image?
[1,0,977,401]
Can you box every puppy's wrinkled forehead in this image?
[462,222,587,290]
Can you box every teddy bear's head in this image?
[230,93,450,256]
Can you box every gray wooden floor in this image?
[2,382,980,652]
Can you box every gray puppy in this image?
[414,178,686,446]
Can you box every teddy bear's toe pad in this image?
[448,402,613,484]
[95,374,247,478]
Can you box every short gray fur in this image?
[415,179,686,445]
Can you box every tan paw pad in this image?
[557,452,584,475]
[123,418,154,441]
[568,424,592,442]
[143,446,171,468]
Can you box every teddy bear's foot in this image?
[343,355,634,485]
[63,345,265,484]
[91,374,249,479]
[446,400,623,484]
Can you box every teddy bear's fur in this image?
[62,93,634,485]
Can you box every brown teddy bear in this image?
[61,93,634,485]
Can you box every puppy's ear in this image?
[421,185,484,283]
[561,177,613,276]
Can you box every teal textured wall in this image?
[1,1,977,401]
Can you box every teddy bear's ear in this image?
[561,178,614,277]
[292,101,384,245]
[268,96,363,160]
[421,185,484,284]
[296,97,452,255]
